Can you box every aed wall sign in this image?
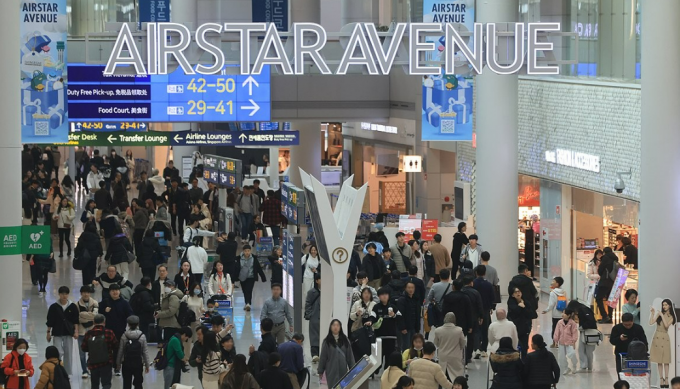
[0,226,50,255]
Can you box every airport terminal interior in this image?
[3,0,679,388]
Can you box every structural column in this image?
[475,0,519,291]
[288,122,322,186]
[269,147,280,189]
[640,0,680,342]
[0,0,24,323]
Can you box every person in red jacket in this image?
[1,338,34,389]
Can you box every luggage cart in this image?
[618,353,651,389]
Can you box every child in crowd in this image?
[542,276,568,347]
[553,308,579,374]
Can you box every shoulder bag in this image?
[427,284,450,327]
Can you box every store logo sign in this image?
[361,122,398,134]
[545,149,600,173]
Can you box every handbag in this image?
[126,250,136,263]
[72,248,91,271]
[49,258,57,273]
[427,284,450,327]
[493,285,502,304]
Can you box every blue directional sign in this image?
[170,131,299,146]
[68,64,271,122]
[71,122,148,131]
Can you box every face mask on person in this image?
[164,287,171,293]
[194,289,201,295]
[17,349,26,355]
[414,346,423,351]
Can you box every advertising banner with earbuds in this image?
[421,0,474,141]
[21,0,68,143]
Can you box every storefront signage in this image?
[421,220,439,241]
[104,22,562,77]
[545,149,600,173]
[68,63,271,122]
[608,267,630,307]
[21,0,69,143]
[518,185,540,207]
[402,155,422,173]
[0,226,51,255]
[252,0,288,32]
[421,0,474,142]
[398,218,422,241]
[361,122,398,134]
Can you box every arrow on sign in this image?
[141,123,147,129]
[76,123,82,128]
[242,76,259,96]
[239,133,247,143]
[240,99,260,117]
[107,135,116,144]
[174,134,183,143]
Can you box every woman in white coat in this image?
[432,312,466,379]
[584,249,602,301]
[301,244,322,294]
[54,197,76,257]
[207,261,233,300]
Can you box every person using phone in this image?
[1,339,34,389]
[610,313,647,373]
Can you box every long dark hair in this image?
[226,354,249,387]
[408,333,425,359]
[408,240,421,258]
[201,331,219,363]
[591,249,603,263]
[658,299,677,326]
[394,376,415,389]
[61,175,74,188]
[324,319,350,348]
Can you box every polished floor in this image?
[17,186,625,389]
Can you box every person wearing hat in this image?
[116,315,150,389]
[155,280,185,342]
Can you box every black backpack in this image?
[176,299,196,327]
[627,339,648,360]
[129,292,144,314]
[48,361,72,389]
[123,334,144,366]
[87,332,109,365]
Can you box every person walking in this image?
[473,265,496,358]
[163,327,192,388]
[30,243,54,297]
[99,284,134,341]
[33,346,60,389]
[278,334,307,389]
[522,334,560,389]
[427,234,451,283]
[480,251,500,286]
[489,337,523,389]
[610,313,648,373]
[207,261,233,300]
[408,341,454,389]
[507,286,534,358]
[623,289,641,325]
[81,314,119,389]
[596,247,618,323]
[542,276,568,347]
[137,230,161,280]
[401,333,424,370]
[46,286,79,375]
[155,280,184,342]
[216,232,239,282]
[261,283,294,345]
[362,243,386,289]
[398,281,421,351]
[390,232,413,276]
[105,226,134,280]
[318,319,355,388]
[186,237,209,284]
[235,245,267,311]
[374,288,403,370]
[442,280,473,361]
[487,309,518,353]
[131,199,149,256]
[432,312,466,379]
[74,221,103,287]
[508,264,538,314]
[236,186,259,242]
[349,287,378,361]
[553,308,579,375]
[200,331,226,389]
[0,339,34,389]
[301,244,321,294]
[566,300,599,372]
[129,277,155,338]
[269,246,284,285]
[54,197,75,257]
[116,316,150,389]
[256,352,294,389]
[381,352,406,389]
[305,274,321,362]
[426,269,453,329]
[221,354,260,389]
[450,222,469,278]
[77,285,99,378]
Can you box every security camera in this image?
[615,169,632,194]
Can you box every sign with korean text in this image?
[0,226,51,255]
[421,220,439,241]
[398,217,422,241]
[281,183,306,225]
[138,0,170,30]
[252,0,288,32]
[21,0,69,143]
[202,155,242,189]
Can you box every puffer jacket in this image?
[489,350,523,389]
[408,358,451,389]
[105,233,133,265]
[33,358,59,389]
[553,318,579,346]
[77,297,99,335]
[137,236,161,269]
[157,289,184,329]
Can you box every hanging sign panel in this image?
[68,64,271,122]
[421,0,475,141]
[21,0,69,143]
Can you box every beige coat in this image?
[77,298,99,335]
[432,323,466,379]
[409,357,452,389]
[380,366,405,389]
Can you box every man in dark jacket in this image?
[93,265,133,300]
[508,264,538,313]
[257,318,278,354]
[443,280,474,357]
[46,286,80,374]
[130,277,156,337]
[256,352,294,389]
[610,313,648,373]
[189,325,206,382]
[105,230,134,280]
[373,288,403,370]
[461,276,483,362]
[94,180,114,210]
[304,275,321,360]
[398,281,421,352]
[406,266,426,303]
[99,284,134,340]
[473,265,496,358]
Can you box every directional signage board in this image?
[203,154,242,189]
[58,130,299,147]
[71,122,148,131]
[68,64,271,122]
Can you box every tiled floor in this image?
[17,186,625,388]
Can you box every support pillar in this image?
[640,0,680,357]
[269,147,280,189]
[475,0,519,290]
[0,0,24,323]
[288,122,322,187]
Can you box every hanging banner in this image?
[607,267,630,307]
[138,0,170,30]
[21,0,68,143]
[252,0,288,32]
[421,0,474,141]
